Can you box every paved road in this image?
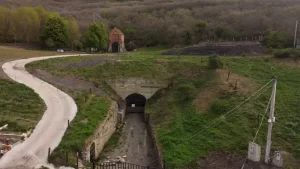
[0,55,82,169]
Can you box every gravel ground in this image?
[102,113,157,167]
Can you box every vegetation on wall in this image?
[50,93,111,166]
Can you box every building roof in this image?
[110,27,124,35]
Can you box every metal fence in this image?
[78,162,154,169]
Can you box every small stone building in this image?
[108,28,126,53]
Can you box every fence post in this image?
[48,147,51,162]
[163,160,166,169]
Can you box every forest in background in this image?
[0,0,299,49]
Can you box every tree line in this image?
[0,6,108,51]
[0,4,295,51]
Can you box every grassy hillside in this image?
[0,79,44,132]
[27,52,300,169]
[50,93,111,166]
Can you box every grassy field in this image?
[0,46,59,62]
[0,79,44,132]
[50,92,111,166]
[27,49,300,169]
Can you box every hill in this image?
[1,0,300,47]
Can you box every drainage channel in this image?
[100,94,159,168]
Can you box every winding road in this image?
[0,55,81,169]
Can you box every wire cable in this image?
[184,78,274,142]
[241,85,273,169]
[147,78,275,167]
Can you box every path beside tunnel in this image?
[102,113,156,166]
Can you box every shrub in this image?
[266,31,289,49]
[241,52,247,57]
[210,99,231,115]
[176,83,197,101]
[273,49,291,58]
[208,54,223,69]
[273,48,300,58]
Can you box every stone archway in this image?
[125,93,146,113]
[112,42,120,53]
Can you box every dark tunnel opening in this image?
[125,93,146,113]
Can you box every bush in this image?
[210,99,231,114]
[266,31,289,49]
[273,48,300,58]
[176,83,197,101]
[208,54,223,69]
[273,49,291,58]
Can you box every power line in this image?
[147,78,274,167]
[252,94,272,143]
[184,79,274,142]
[241,82,274,169]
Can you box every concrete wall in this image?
[107,78,168,100]
[144,113,164,169]
[82,101,118,163]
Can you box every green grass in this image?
[50,92,111,166]
[28,52,300,169]
[0,79,44,132]
[0,46,62,62]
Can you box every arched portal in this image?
[90,142,95,162]
[125,93,146,113]
[112,42,120,53]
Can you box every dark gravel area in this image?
[162,45,265,56]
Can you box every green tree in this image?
[0,7,10,41]
[14,7,40,43]
[34,6,52,32]
[266,31,289,49]
[40,16,68,48]
[85,23,108,50]
[194,21,207,42]
[65,16,81,50]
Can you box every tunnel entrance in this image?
[125,93,146,113]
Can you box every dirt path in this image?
[103,113,157,167]
[0,55,85,169]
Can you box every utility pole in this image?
[265,77,277,164]
[294,20,298,48]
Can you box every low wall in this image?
[145,113,164,169]
[82,101,118,163]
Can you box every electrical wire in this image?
[240,93,272,169]
[147,78,275,167]
[184,79,274,142]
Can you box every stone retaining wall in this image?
[82,101,118,163]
